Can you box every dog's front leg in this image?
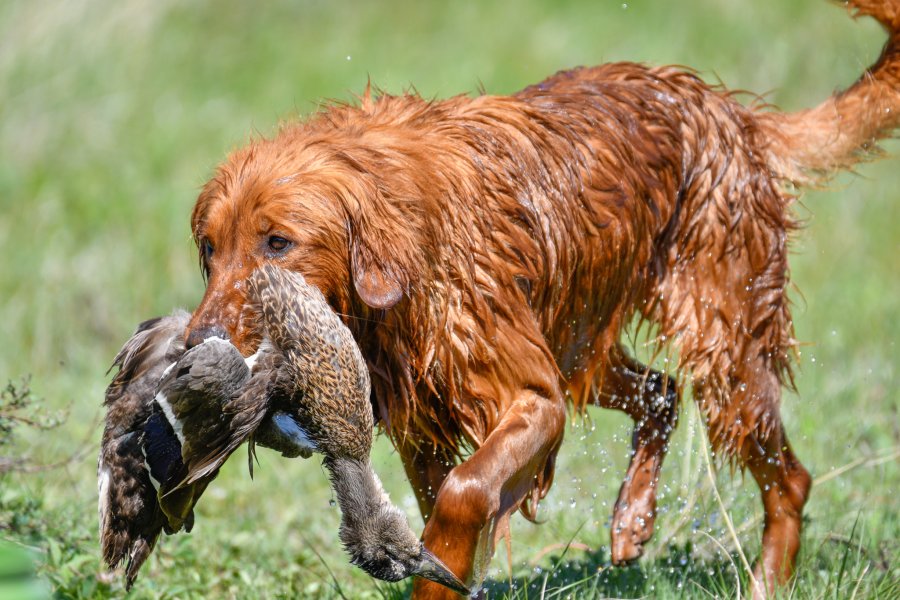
[412,386,566,598]
[592,345,680,564]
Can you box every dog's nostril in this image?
[185,325,229,349]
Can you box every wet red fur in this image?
[187,2,900,597]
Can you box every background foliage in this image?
[0,0,897,597]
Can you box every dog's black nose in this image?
[185,325,229,349]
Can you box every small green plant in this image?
[0,377,104,599]
[0,377,64,473]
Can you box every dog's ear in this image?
[350,231,408,309]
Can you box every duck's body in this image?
[99,315,259,587]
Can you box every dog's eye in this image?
[199,239,213,280]
[268,235,292,253]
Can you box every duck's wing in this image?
[152,337,252,522]
[155,338,251,462]
[176,346,284,486]
[98,311,189,589]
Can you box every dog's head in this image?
[186,135,425,354]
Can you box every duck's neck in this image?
[324,456,471,595]
[324,455,398,536]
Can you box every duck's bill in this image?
[413,548,470,596]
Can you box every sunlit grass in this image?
[0,0,897,598]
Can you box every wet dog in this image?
[185,2,900,597]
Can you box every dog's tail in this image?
[762,0,900,184]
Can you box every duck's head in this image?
[342,500,469,596]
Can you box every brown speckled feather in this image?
[242,265,466,592]
[248,264,373,461]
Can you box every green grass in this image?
[0,0,898,598]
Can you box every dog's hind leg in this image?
[398,436,456,523]
[657,249,812,596]
[652,165,811,594]
[591,344,680,563]
[743,422,810,597]
[692,361,811,599]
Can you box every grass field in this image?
[1,0,898,598]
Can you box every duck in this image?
[99,311,264,588]
[244,264,469,595]
[98,310,189,588]
[99,314,312,589]
[157,265,468,593]
[98,265,468,595]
